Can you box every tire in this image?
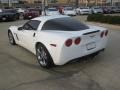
[23,16,26,20]
[78,11,80,15]
[36,43,54,68]
[17,14,20,20]
[8,31,16,45]
[13,16,16,21]
[2,17,6,21]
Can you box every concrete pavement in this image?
[0,16,120,90]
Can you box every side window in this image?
[23,20,41,30]
[23,23,30,30]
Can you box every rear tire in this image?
[36,43,54,68]
[2,17,6,21]
[8,31,16,45]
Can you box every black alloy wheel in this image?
[8,31,16,45]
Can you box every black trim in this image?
[83,30,100,35]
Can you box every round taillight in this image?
[75,37,81,45]
[101,31,104,38]
[65,39,72,47]
[105,30,108,36]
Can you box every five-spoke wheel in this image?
[36,43,54,68]
[8,31,16,45]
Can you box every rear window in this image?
[23,20,40,30]
[42,17,89,31]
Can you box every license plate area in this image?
[86,42,96,50]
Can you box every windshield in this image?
[80,7,89,9]
[3,9,17,13]
[28,9,39,12]
[48,8,57,11]
[93,7,101,9]
[111,7,118,9]
[65,7,73,10]
[42,17,89,31]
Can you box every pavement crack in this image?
[4,72,74,90]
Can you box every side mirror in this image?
[18,27,23,31]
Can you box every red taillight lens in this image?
[105,30,108,36]
[75,37,81,45]
[101,31,104,38]
[65,39,72,47]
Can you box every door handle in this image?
[33,33,36,37]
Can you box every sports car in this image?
[76,7,91,15]
[8,15,108,68]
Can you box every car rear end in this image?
[92,7,103,14]
[81,9,91,14]
[48,11,60,16]
[46,8,60,16]
[64,7,76,16]
[1,9,20,21]
[53,28,108,65]
[79,7,91,14]
[40,16,108,65]
[24,9,39,19]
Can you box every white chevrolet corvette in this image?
[8,15,108,68]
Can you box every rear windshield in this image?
[42,17,89,31]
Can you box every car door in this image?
[17,20,41,51]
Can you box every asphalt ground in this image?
[0,16,120,90]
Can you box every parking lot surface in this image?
[0,16,120,90]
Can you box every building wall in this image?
[19,0,107,4]
[4,0,120,5]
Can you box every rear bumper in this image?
[0,15,15,21]
[64,12,76,16]
[80,11,91,14]
[53,38,108,65]
[24,14,39,19]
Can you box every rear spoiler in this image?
[83,30,100,35]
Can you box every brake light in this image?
[65,39,72,47]
[105,30,108,36]
[75,37,81,45]
[100,31,104,38]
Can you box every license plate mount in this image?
[86,42,96,50]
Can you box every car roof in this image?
[32,15,70,22]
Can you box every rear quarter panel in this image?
[34,31,74,64]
